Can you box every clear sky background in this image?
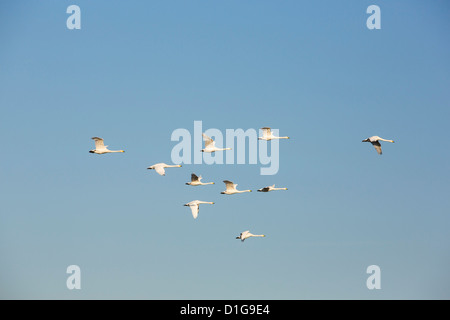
[0,0,449,299]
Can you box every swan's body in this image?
[201,133,232,153]
[184,200,215,219]
[147,163,182,176]
[258,127,290,141]
[89,137,125,154]
[362,136,395,155]
[236,230,266,242]
[257,184,288,192]
[186,173,215,186]
[221,180,252,195]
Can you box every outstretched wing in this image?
[189,204,199,219]
[154,165,166,176]
[371,141,382,155]
[223,180,236,191]
[191,173,200,182]
[92,137,106,150]
[202,133,215,148]
[241,230,250,241]
[261,127,272,138]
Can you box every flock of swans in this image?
[89,130,395,242]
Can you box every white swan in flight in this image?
[258,127,290,141]
[147,163,182,176]
[184,200,215,219]
[362,136,395,155]
[186,173,215,186]
[201,133,232,153]
[236,230,266,242]
[221,180,252,195]
[257,184,288,192]
[89,137,125,154]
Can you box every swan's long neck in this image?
[201,182,214,185]
[275,136,289,139]
[109,150,125,153]
[218,147,232,151]
[273,187,288,191]
[166,164,182,168]
[379,138,394,143]
[251,234,265,238]
[238,189,252,193]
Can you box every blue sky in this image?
[0,0,449,299]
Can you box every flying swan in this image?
[362,136,395,155]
[258,127,290,141]
[147,163,182,176]
[257,184,288,192]
[186,173,215,186]
[236,230,266,242]
[201,133,232,153]
[221,180,252,195]
[89,137,125,154]
[184,200,215,219]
